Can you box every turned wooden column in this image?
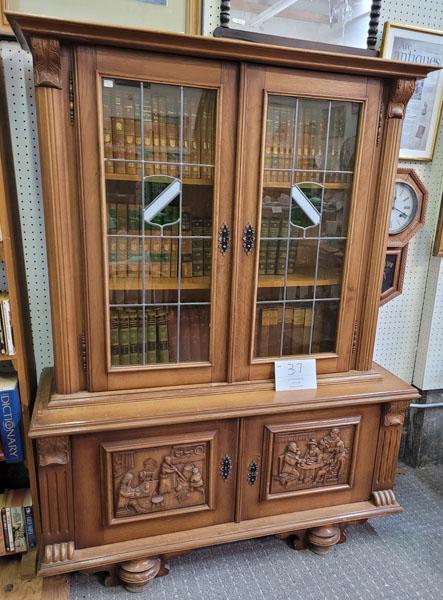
[118,557,161,593]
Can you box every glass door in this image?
[103,80,216,367]
[231,65,381,381]
[255,96,359,359]
[77,49,237,391]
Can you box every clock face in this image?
[389,181,418,235]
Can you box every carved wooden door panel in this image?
[238,405,380,521]
[72,420,238,548]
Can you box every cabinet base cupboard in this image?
[8,11,435,592]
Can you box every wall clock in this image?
[388,168,428,247]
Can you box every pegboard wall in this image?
[373,0,443,389]
[0,41,53,376]
[0,0,442,390]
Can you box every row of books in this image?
[264,102,351,183]
[256,303,339,357]
[0,489,36,555]
[103,84,215,179]
[109,207,212,304]
[110,306,209,366]
[0,293,15,356]
[259,216,318,277]
[0,375,24,464]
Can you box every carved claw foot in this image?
[118,557,161,593]
[308,525,341,555]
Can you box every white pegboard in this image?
[203,0,220,36]
[374,0,443,387]
[0,41,53,377]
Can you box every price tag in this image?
[274,358,317,391]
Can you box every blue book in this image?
[0,375,24,463]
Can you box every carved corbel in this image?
[388,79,415,119]
[37,436,69,466]
[383,400,410,427]
[30,37,62,89]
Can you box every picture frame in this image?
[380,245,408,306]
[381,22,443,161]
[4,0,201,35]
[214,0,382,55]
[0,0,12,35]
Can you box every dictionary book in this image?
[0,375,24,463]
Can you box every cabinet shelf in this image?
[109,271,339,292]
[105,173,213,186]
[263,181,351,190]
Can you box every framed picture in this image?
[5,0,201,35]
[380,246,408,306]
[0,0,12,35]
[381,23,443,161]
[215,0,382,54]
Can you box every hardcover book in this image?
[0,375,24,463]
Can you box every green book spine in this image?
[137,309,144,363]
[146,309,157,363]
[189,95,200,179]
[181,212,193,278]
[170,239,179,278]
[191,217,204,277]
[156,308,170,363]
[118,310,130,365]
[166,94,179,177]
[144,88,154,174]
[129,309,139,365]
[110,309,120,366]
[111,89,125,174]
[103,86,114,174]
[266,217,281,275]
[134,94,142,175]
[123,90,136,175]
[127,203,141,303]
[203,217,212,277]
[158,96,168,169]
[161,238,172,278]
[259,216,270,275]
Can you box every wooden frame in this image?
[381,22,443,161]
[215,0,382,53]
[261,416,361,501]
[380,245,408,306]
[388,168,428,247]
[5,0,201,35]
[0,0,12,35]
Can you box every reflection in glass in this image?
[103,78,216,367]
[255,96,360,358]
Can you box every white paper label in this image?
[103,79,114,88]
[274,358,317,391]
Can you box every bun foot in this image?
[308,525,341,555]
[118,557,161,593]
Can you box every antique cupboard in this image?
[8,11,436,592]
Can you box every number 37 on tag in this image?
[274,358,317,392]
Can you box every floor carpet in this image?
[70,463,443,599]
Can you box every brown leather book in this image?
[111,89,125,174]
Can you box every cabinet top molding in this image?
[7,11,438,81]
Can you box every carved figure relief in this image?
[270,425,355,495]
[112,442,207,518]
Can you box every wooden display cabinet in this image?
[7,10,437,592]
